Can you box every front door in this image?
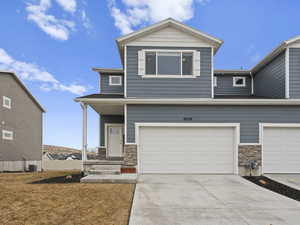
[107,124,123,157]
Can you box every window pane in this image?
[111,76,121,84]
[235,78,244,85]
[145,52,156,75]
[182,53,193,75]
[157,52,181,75]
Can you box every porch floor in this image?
[80,174,137,183]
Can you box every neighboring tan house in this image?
[0,71,45,171]
[75,18,300,176]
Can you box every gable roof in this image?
[0,71,45,112]
[116,18,223,57]
[251,34,300,74]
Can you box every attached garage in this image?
[136,123,239,174]
[262,124,300,173]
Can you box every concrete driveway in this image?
[266,174,300,190]
[129,175,300,225]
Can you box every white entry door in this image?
[138,125,236,174]
[263,126,300,173]
[107,124,123,157]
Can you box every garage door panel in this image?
[139,126,235,174]
[264,127,300,173]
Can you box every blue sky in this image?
[0,0,299,149]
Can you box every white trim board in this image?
[124,104,127,144]
[285,48,290,98]
[135,122,240,175]
[211,47,214,98]
[259,123,300,174]
[124,45,127,97]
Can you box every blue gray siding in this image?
[214,75,252,96]
[126,46,212,98]
[100,75,124,94]
[100,115,124,146]
[126,105,300,143]
[254,52,286,98]
[289,48,300,98]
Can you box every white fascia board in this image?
[75,98,300,105]
[285,48,290,98]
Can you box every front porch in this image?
[76,94,137,181]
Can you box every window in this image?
[214,76,217,87]
[2,130,13,140]
[3,96,11,109]
[233,77,246,87]
[145,50,194,76]
[109,76,122,86]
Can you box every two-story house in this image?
[0,71,45,171]
[76,18,300,176]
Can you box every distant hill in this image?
[43,145,82,154]
[43,145,98,160]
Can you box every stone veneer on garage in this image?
[112,144,262,175]
[123,144,137,166]
[238,144,262,176]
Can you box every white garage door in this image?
[263,127,300,173]
[138,126,236,174]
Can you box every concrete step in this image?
[80,174,137,183]
[88,164,121,171]
[88,170,120,175]
[84,160,123,165]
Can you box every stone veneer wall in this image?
[238,144,262,176]
[123,144,137,166]
[121,144,262,175]
[97,147,106,160]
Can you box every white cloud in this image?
[25,0,91,40]
[26,0,75,40]
[80,10,92,30]
[55,0,77,13]
[108,0,209,35]
[0,48,87,95]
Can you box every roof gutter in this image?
[74,97,300,106]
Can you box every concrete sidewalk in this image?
[266,174,300,190]
[129,175,300,225]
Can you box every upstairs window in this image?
[109,76,122,86]
[143,50,199,77]
[3,96,11,109]
[233,77,246,87]
[2,130,13,140]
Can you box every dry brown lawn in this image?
[0,171,135,225]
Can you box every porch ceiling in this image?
[89,103,124,115]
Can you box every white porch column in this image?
[80,103,88,170]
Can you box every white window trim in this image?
[233,77,246,87]
[109,76,122,86]
[214,76,217,87]
[3,96,11,109]
[144,49,195,77]
[2,130,13,140]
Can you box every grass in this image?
[0,171,135,225]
